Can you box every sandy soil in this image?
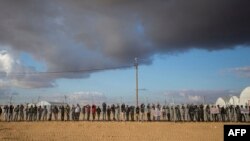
[0,122,249,141]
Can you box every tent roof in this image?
[228,96,239,105]
[239,86,250,106]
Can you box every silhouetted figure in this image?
[102,102,107,121]
[97,106,101,121]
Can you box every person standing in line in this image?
[205,105,211,122]
[86,104,91,121]
[48,106,53,121]
[175,105,181,121]
[75,104,81,121]
[189,105,195,122]
[107,105,111,121]
[235,105,240,122]
[136,106,140,121]
[225,106,230,122]
[197,105,201,122]
[229,105,234,122]
[92,104,96,121]
[25,105,29,121]
[29,105,33,121]
[152,104,156,121]
[156,105,161,121]
[121,103,126,121]
[116,104,120,121]
[111,104,116,121]
[71,105,75,121]
[130,106,135,121]
[194,105,199,121]
[53,105,59,121]
[216,105,220,122]
[38,106,43,121]
[14,105,19,121]
[181,105,186,121]
[9,105,14,122]
[19,104,24,121]
[97,106,101,121]
[220,106,226,122]
[240,105,246,122]
[65,105,70,121]
[4,105,9,122]
[33,105,37,121]
[0,106,2,121]
[140,103,145,121]
[201,105,205,122]
[166,105,170,121]
[82,105,85,120]
[42,106,48,121]
[246,105,249,122]
[125,105,130,121]
[146,104,151,121]
[248,106,250,121]
[60,105,65,121]
[102,102,107,121]
[162,106,166,121]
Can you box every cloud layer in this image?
[0,0,250,88]
[229,66,250,78]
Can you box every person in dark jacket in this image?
[140,103,145,121]
[9,105,14,121]
[60,105,65,121]
[121,103,126,121]
[107,106,111,121]
[53,106,59,121]
[136,106,140,121]
[82,105,85,120]
[0,106,2,121]
[65,105,70,121]
[111,104,116,121]
[38,106,43,121]
[220,106,226,122]
[92,104,96,121]
[102,102,107,121]
[85,104,90,121]
[14,105,19,121]
[97,106,101,121]
[130,106,135,121]
[33,105,37,121]
[19,104,24,121]
[125,105,130,121]
[147,104,151,121]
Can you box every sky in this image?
[1,0,250,105]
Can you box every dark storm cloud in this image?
[0,0,250,88]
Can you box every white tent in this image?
[239,86,250,106]
[215,97,229,107]
[36,101,66,107]
[27,103,35,107]
[228,96,239,106]
[36,101,51,107]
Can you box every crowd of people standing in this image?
[0,102,249,122]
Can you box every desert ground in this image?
[1,122,249,141]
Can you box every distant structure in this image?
[215,86,250,106]
[228,96,239,106]
[36,101,67,107]
[215,97,229,107]
[239,86,250,106]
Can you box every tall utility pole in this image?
[135,58,139,107]
[9,95,13,105]
[37,96,40,103]
[64,95,67,105]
